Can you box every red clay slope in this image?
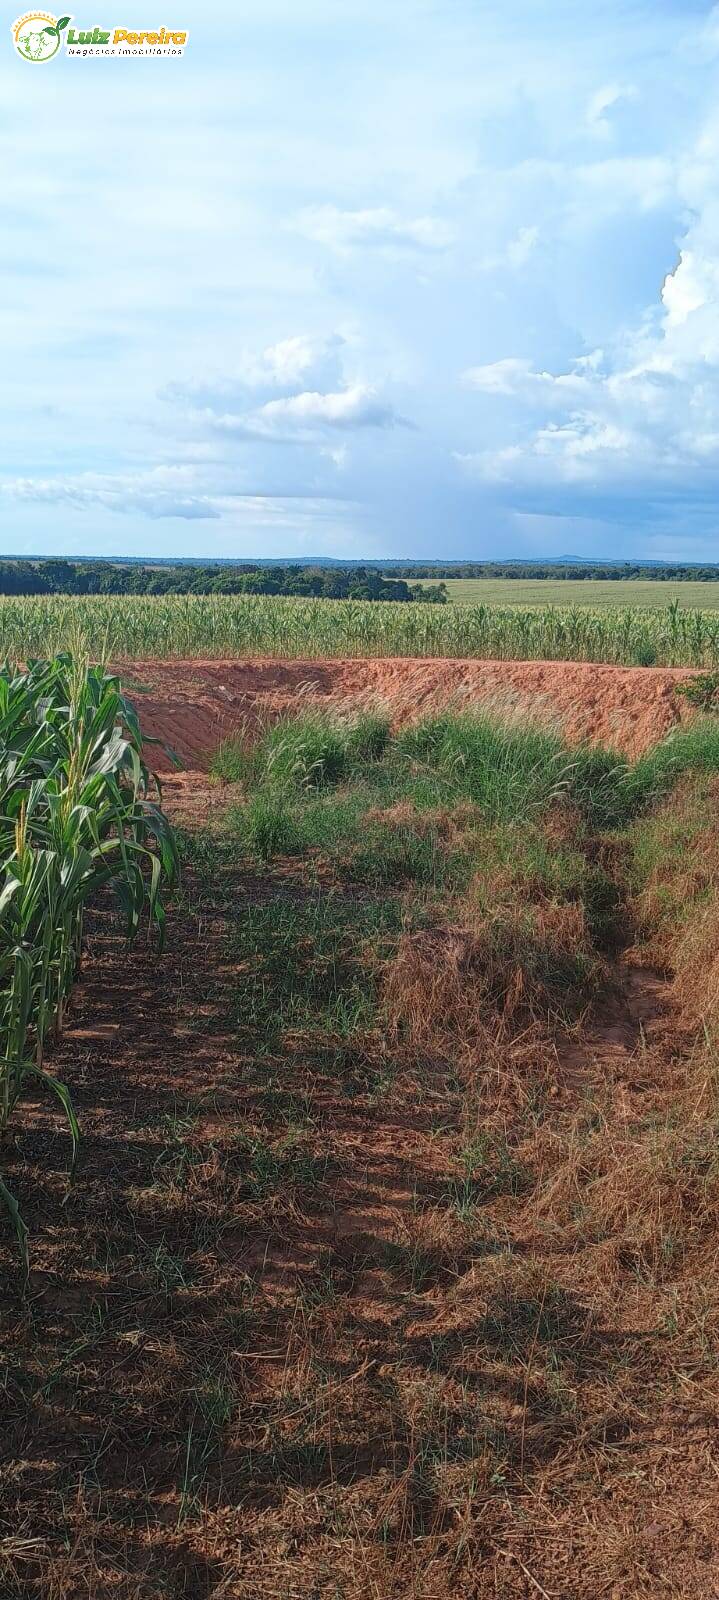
[117,656,700,770]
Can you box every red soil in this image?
[117,656,699,770]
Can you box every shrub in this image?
[674,671,719,710]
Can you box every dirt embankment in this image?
[117,656,699,770]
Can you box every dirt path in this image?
[3,777,718,1599]
[117,656,699,770]
[559,956,668,1092]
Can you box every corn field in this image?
[0,654,177,1267]
[0,593,717,666]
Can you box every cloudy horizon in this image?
[4,0,719,562]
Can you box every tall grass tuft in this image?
[397,713,568,822]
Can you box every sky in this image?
[3,0,719,562]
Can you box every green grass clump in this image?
[580,718,719,829]
[565,747,636,828]
[263,713,348,788]
[210,737,253,784]
[639,717,719,786]
[396,712,719,830]
[344,712,391,763]
[346,818,453,889]
[233,788,473,889]
[233,791,364,863]
[565,719,719,828]
[234,793,306,862]
[674,672,719,711]
[227,708,719,891]
[628,768,719,922]
[216,711,392,795]
[397,713,567,822]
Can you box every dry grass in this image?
[5,724,719,1598]
[632,772,719,1028]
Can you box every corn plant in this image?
[0,654,177,1270]
[1,592,719,666]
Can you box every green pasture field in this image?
[418,577,719,609]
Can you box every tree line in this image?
[383,562,719,581]
[0,561,449,602]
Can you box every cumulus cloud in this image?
[297,205,455,254]
[165,335,412,446]
[211,383,410,439]
[463,357,543,395]
[461,165,719,497]
[659,247,719,342]
[163,335,347,411]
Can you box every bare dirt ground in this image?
[3,684,719,1598]
[117,657,698,769]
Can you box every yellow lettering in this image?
[111,25,186,47]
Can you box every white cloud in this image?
[257,384,406,429]
[210,383,409,438]
[163,335,346,410]
[459,117,719,501]
[0,468,362,532]
[660,247,719,334]
[2,470,222,520]
[463,357,536,395]
[165,335,412,447]
[297,205,455,254]
[462,357,594,403]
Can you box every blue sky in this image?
[3,0,719,561]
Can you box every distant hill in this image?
[1,553,714,570]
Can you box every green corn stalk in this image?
[0,590,718,665]
[0,653,178,1272]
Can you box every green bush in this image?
[674,672,719,711]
